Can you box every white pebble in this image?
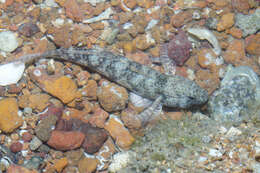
[0,62,25,86]
[209,148,222,157]
[0,31,19,52]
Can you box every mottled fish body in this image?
[54,48,208,108]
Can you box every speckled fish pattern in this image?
[45,47,208,108]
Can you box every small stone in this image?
[64,0,83,22]
[81,80,97,100]
[7,164,37,173]
[57,118,108,154]
[23,156,43,170]
[0,31,19,52]
[217,13,235,31]
[231,0,250,13]
[226,126,242,137]
[89,107,109,128]
[18,22,40,37]
[133,34,155,50]
[81,125,108,154]
[166,31,192,66]
[78,156,99,173]
[65,149,84,166]
[10,141,23,153]
[47,130,85,151]
[197,48,217,69]
[228,27,243,39]
[104,116,135,149]
[35,115,58,142]
[245,34,260,56]
[171,10,193,28]
[123,0,137,9]
[223,39,245,65]
[29,136,42,151]
[208,148,222,157]
[22,132,33,142]
[19,93,51,112]
[0,98,23,133]
[76,71,91,86]
[235,9,260,37]
[53,157,68,173]
[97,83,128,112]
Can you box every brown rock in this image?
[223,39,245,65]
[22,132,33,142]
[65,149,84,166]
[35,114,59,142]
[18,22,39,37]
[97,83,128,112]
[0,98,23,133]
[53,157,68,173]
[7,164,37,173]
[231,0,250,13]
[64,0,83,22]
[217,13,235,31]
[44,76,79,104]
[81,125,108,154]
[89,107,109,128]
[123,0,137,9]
[47,130,85,151]
[104,116,135,149]
[81,80,97,100]
[78,157,99,173]
[10,141,23,153]
[228,27,243,39]
[197,48,218,70]
[19,93,50,112]
[196,69,220,95]
[76,71,91,86]
[245,34,260,56]
[171,10,193,28]
[55,118,108,154]
[134,34,155,50]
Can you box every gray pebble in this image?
[208,66,260,123]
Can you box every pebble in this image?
[208,66,260,122]
[65,149,84,166]
[78,156,99,173]
[245,33,260,56]
[97,82,128,112]
[23,156,43,170]
[217,13,235,31]
[35,114,58,142]
[208,148,223,158]
[29,136,42,151]
[0,98,23,133]
[223,39,245,65]
[81,79,98,100]
[47,130,85,151]
[18,93,51,112]
[89,107,109,128]
[7,164,37,173]
[29,68,80,104]
[22,132,33,142]
[166,31,192,66]
[0,31,19,52]
[18,22,40,37]
[235,9,260,37]
[10,142,23,153]
[53,157,68,172]
[81,125,108,154]
[104,116,135,149]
